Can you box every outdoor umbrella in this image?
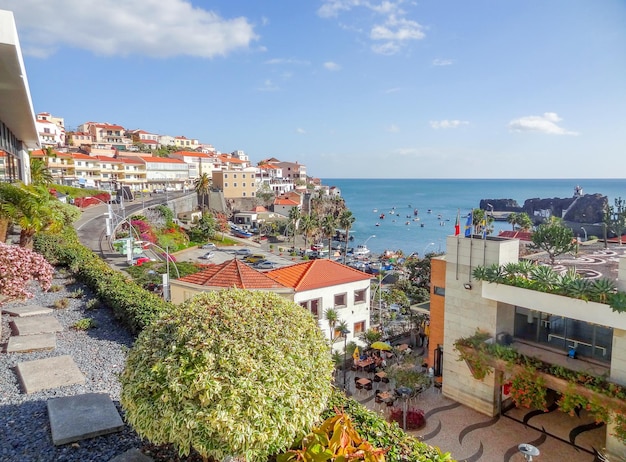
[353,346,360,361]
[371,341,392,351]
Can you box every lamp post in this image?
[364,234,376,247]
[373,271,394,337]
[422,242,435,256]
[340,325,351,391]
[580,227,587,242]
[147,242,180,301]
[396,386,413,430]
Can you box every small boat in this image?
[413,209,418,216]
[420,223,425,227]
[375,223,380,227]
[380,213,385,219]
[353,244,371,256]
[405,221,410,225]
[372,208,378,213]
[427,209,432,214]
[413,217,420,221]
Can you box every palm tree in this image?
[324,308,339,350]
[299,213,316,251]
[288,206,301,249]
[321,214,336,259]
[338,210,355,264]
[30,158,54,186]
[194,173,211,211]
[507,212,518,231]
[2,185,64,248]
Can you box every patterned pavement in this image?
[343,367,607,461]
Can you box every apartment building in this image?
[212,168,257,199]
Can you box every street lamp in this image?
[373,271,394,337]
[396,386,413,430]
[363,234,376,246]
[340,325,351,391]
[580,227,587,242]
[422,242,435,256]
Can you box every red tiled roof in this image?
[178,259,288,289]
[142,156,185,164]
[266,259,370,292]
[274,198,299,206]
[71,153,93,160]
[498,230,533,242]
[174,151,212,158]
[30,149,70,158]
[95,156,122,163]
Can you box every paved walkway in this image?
[342,364,606,461]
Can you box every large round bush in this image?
[120,288,334,461]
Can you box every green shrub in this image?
[121,289,334,462]
[69,288,84,298]
[73,318,97,330]
[49,284,63,293]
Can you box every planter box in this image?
[482,282,626,331]
[458,345,626,414]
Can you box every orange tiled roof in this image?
[30,149,70,158]
[498,230,533,242]
[142,156,186,164]
[274,198,299,206]
[95,156,122,163]
[266,259,370,292]
[71,153,94,160]
[175,151,212,158]
[178,259,288,289]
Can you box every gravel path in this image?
[0,270,144,462]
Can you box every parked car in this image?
[254,260,277,270]
[199,252,214,260]
[244,254,266,264]
[132,255,151,266]
[201,243,217,251]
[152,189,165,194]
[235,248,252,256]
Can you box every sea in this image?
[321,179,626,257]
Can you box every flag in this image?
[481,218,487,239]
[454,209,461,236]
[353,346,359,361]
[464,211,473,237]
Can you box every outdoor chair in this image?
[373,375,381,382]
[355,382,364,390]
[364,382,373,391]
[382,377,390,384]
[354,376,361,384]
[385,398,396,407]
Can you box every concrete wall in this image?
[442,236,519,416]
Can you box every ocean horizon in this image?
[321,178,626,257]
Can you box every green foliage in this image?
[72,318,97,330]
[69,288,84,298]
[530,218,576,265]
[278,410,386,462]
[473,261,625,310]
[53,298,70,309]
[322,390,453,462]
[34,229,171,334]
[120,289,334,461]
[85,298,100,310]
[604,197,626,245]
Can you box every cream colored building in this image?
[440,235,626,459]
[212,169,257,199]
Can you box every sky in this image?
[3,0,625,179]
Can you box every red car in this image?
[133,256,151,266]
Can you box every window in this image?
[224,183,228,187]
[243,183,246,187]
[334,293,347,308]
[224,173,228,178]
[299,298,321,318]
[354,289,367,304]
[242,192,246,197]
[233,174,237,179]
[353,321,366,334]
[434,286,445,296]
[234,183,238,187]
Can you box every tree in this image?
[517,212,533,231]
[121,289,333,462]
[30,158,53,186]
[193,173,211,211]
[604,197,626,245]
[472,208,494,236]
[288,206,301,249]
[321,214,336,259]
[531,218,576,265]
[0,242,53,301]
[324,307,339,348]
[507,212,518,231]
[299,213,317,251]
[338,210,355,264]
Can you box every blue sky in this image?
[3,1,625,179]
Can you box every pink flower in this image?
[0,242,54,301]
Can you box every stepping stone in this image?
[48,393,124,446]
[109,448,153,462]
[11,315,62,336]
[16,355,85,394]
[3,304,53,317]
[7,333,56,353]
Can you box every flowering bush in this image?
[510,366,547,411]
[0,242,53,300]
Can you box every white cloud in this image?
[265,58,311,66]
[432,58,453,66]
[324,61,341,71]
[384,87,401,94]
[296,128,306,134]
[430,120,469,129]
[3,0,258,58]
[508,112,579,136]
[318,0,425,55]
